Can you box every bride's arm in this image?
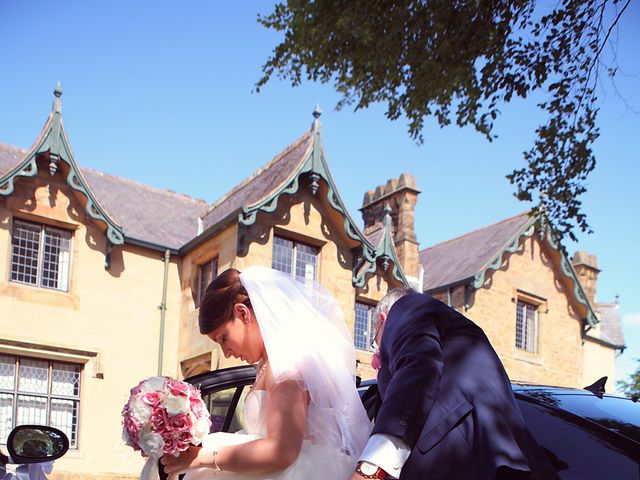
[162,379,308,478]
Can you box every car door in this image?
[185,365,257,434]
[515,393,640,479]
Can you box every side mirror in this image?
[6,425,69,463]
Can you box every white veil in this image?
[239,266,371,458]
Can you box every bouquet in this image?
[122,376,211,479]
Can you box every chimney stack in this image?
[360,173,420,280]
[572,251,600,305]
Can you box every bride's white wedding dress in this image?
[184,389,357,480]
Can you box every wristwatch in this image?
[356,461,391,479]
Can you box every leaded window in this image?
[0,355,81,448]
[516,300,537,353]
[354,302,375,351]
[198,256,219,306]
[271,236,318,283]
[10,220,72,291]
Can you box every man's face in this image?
[371,312,387,351]
[370,312,387,372]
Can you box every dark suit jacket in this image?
[373,293,558,480]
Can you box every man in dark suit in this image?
[352,288,558,480]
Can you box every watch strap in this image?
[356,461,391,479]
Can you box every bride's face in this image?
[207,303,265,364]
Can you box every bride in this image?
[161,266,371,480]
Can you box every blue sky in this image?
[1,1,638,392]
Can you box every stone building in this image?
[0,87,624,479]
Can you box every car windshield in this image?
[549,394,640,443]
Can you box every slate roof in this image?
[420,211,533,291]
[0,144,25,169]
[200,131,313,231]
[364,225,384,247]
[595,302,625,348]
[0,143,208,250]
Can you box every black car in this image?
[186,366,640,479]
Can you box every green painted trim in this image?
[125,237,180,255]
[583,331,625,350]
[423,277,474,295]
[0,85,125,268]
[352,258,379,288]
[547,226,598,327]
[238,114,407,288]
[180,210,239,254]
[377,205,409,285]
[473,221,536,289]
[0,156,38,195]
[469,213,598,328]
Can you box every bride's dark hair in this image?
[198,268,252,335]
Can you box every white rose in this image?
[141,377,167,393]
[191,416,210,445]
[131,400,152,425]
[138,429,164,458]
[163,395,190,416]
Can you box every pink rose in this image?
[190,398,204,417]
[166,379,190,397]
[175,432,192,452]
[168,413,193,432]
[123,415,140,446]
[140,391,161,407]
[162,433,178,454]
[150,407,169,429]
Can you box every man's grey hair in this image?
[373,286,417,326]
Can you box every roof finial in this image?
[383,203,393,228]
[312,103,322,119]
[311,103,322,132]
[52,81,63,114]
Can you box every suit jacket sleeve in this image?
[372,297,444,449]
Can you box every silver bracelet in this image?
[213,450,222,474]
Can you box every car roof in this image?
[360,377,636,402]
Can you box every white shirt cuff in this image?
[358,433,411,479]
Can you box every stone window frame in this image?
[196,256,219,308]
[353,300,377,352]
[513,289,548,355]
[9,218,73,292]
[0,353,82,449]
[270,232,321,284]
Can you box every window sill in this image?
[0,282,79,310]
[514,349,544,366]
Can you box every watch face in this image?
[360,462,378,475]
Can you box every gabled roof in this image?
[357,204,408,287]
[0,144,208,251]
[1,89,408,287]
[420,211,599,327]
[0,85,208,255]
[200,131,313,231]
[192,108,407,288]
[593,302,625,348]
[82,169,207,250]
[420,212,534,291]
[0,85,125,255]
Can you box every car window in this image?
[516,398,640,479]
[203,384,250,433]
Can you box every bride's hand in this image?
[161,445,202,479]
